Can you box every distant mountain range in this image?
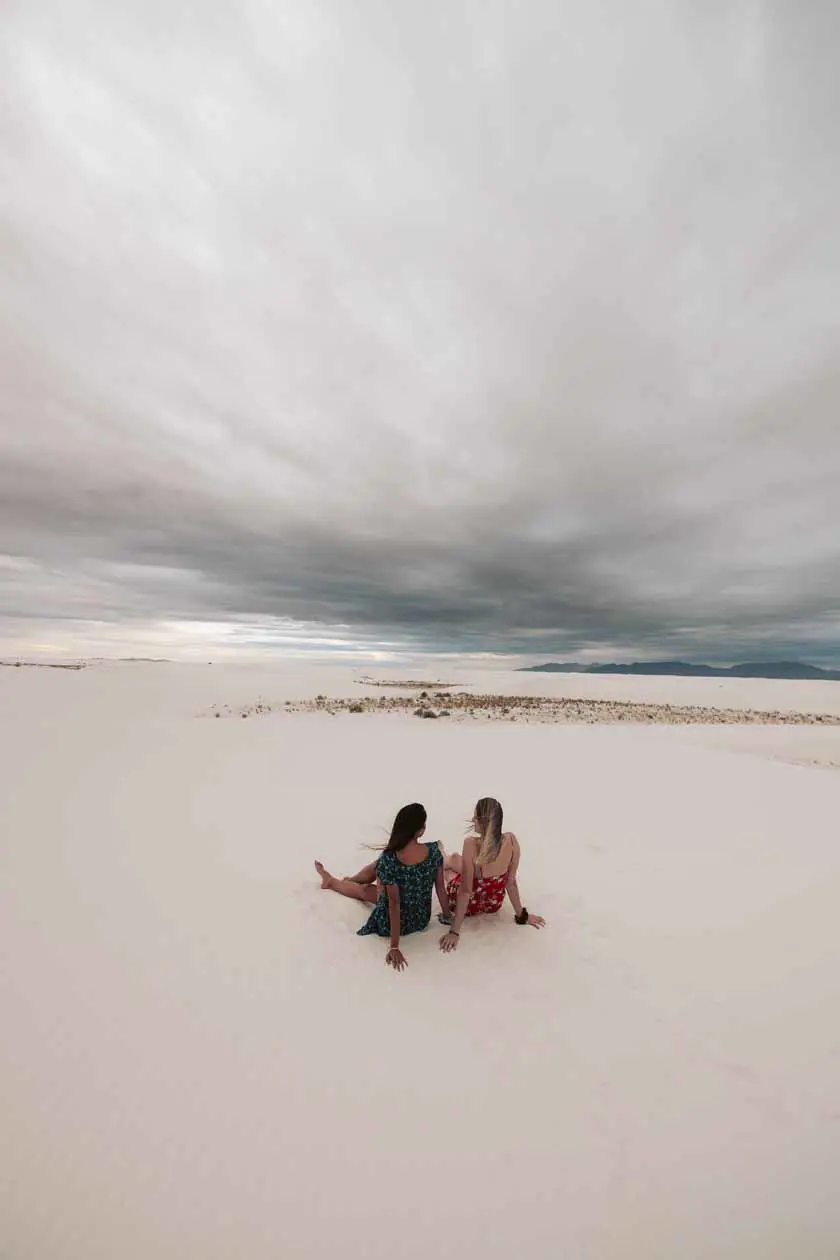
[519,660,840,681]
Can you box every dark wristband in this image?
[515,908,529,925]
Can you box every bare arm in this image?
[505,835,524,916]
[387,884,400,947]
[505,836,545,928]
[450,838,475,933]
[385,884,407,971]
[440,838,476,951]
[434,866,450,918]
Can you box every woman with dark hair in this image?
[314,803,449,972]
[439,797,545,952]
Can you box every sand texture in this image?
[2,661,840,1259]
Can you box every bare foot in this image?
[314,860,334,890]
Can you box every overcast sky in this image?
[2,0,839,663]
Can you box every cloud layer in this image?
[2,1,840,661]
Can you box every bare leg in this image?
[345,860,378,884]
[444,851,463,876]
[314,861,379,903]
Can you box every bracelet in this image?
[447,929,459,936]
[515,908,529,925]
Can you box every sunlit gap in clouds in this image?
[0,616,416,664]
[0,607,539,668]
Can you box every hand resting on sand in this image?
[385,946,407,972]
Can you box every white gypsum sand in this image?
[1,661,840,1259]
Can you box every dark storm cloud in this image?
[2,0,840,660]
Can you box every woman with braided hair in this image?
[439,797,545,952]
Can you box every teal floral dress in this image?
[357,842,443,938]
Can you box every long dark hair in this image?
[383,802,427,853]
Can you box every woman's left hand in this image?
[439,931,460,953]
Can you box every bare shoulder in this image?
[461,834,478,866]
[505,831,520,850]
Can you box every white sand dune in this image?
[2,662,840,1258]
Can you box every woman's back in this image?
[440,798,546,947]
[474,831,516,879]
[358,841,443,937]
[446,832,518,918]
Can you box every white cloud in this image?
[2,0,839,661]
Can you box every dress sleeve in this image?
[376,851,398,884]
[430,842,443,872]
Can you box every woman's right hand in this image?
[385,946,407,972]
[528,914,546,929]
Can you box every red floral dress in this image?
[446,869,509,917]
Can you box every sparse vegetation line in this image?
[0,661,86,670]
[354,677,462,688]
[202,691,840,726]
